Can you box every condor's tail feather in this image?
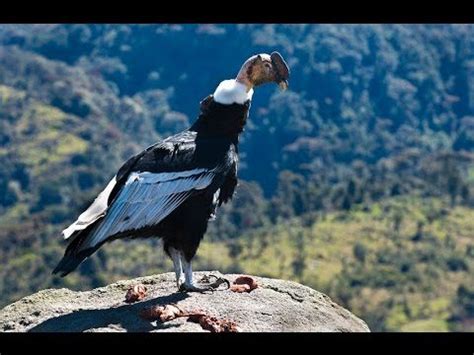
[52,224,102,277]
[53,175,119,277]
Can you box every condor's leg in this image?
[179,249,230,293]
[180,257,206,292]
[176,201,229,292]
[167,246,184,290]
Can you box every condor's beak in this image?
[271,51,290,91]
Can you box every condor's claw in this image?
[178,275,230,293]
[200,274,231,290]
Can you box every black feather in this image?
[52,223,102,277]
[54,95,250,275]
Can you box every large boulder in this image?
[0,271,369,332]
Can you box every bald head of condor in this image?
[53,52,290,293]
[193,52,290,137]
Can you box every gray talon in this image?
[178,275,230,293]
[201,275,231,290]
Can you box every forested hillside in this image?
[0,24,473,331]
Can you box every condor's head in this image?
[212,52,290,106]
[236,51,290,91]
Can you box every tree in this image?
[353,243,367,264]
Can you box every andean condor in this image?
[53,52,290,292]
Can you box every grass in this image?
[400,319,450,332]
[189,195,474,331]
[1,191,472,331]
[0,84,26,103]
[1,90,90,176]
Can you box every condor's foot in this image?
[178,274,230,293]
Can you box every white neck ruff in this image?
[213,80,254,105]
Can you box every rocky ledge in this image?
[0,271,369,332]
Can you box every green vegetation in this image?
[200,196,473,332]
[0,24,473,331]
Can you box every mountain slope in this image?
[0,24,473,331]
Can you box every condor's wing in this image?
[71,131,233,252]
[79,167,223,250]
[61,142,149,241]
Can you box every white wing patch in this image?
[62,176,117,240]
[213,79,254,105]
[80,169,216,250]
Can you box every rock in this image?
[0,271,369,332]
